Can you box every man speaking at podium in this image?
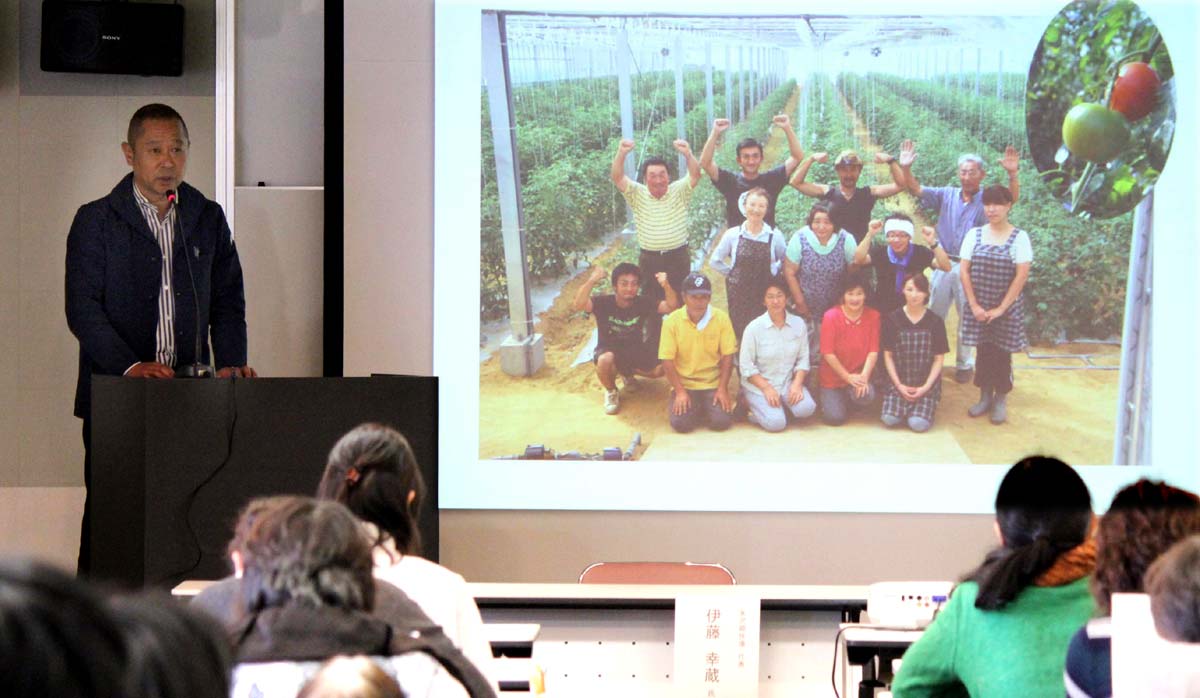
[65,103,255,575]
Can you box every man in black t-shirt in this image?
[853,215,952,313]
[573,262,679,415]
[697,115,804,229]
[789,148,910,242]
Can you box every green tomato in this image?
[1061,103,1130,163]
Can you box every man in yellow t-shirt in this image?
[659,272,738,433]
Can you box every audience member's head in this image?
[1146,535,1200,643]
[969,456,1093,610]
[109,591,233,698]
[1092,479,1200,614]
[317,423,426,556]
[229,495,375,614]
[297,655,407,698]
[0,558,129,698]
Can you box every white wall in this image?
[343,0,435,376]
[0,0,324,566]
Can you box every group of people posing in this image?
[594,116,1029,433]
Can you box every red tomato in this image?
[1109,62,1161,121]
[1062,103,1130,163]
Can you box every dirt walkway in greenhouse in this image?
[478,87,1121,467]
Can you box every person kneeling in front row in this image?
[880,273,949,433]
[739,277,816,432]
[818,271,880,426]
[659,272,738,433]
[573,262,678,415]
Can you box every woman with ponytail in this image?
[317,423,495,688]
[891,456,1096,697]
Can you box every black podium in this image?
[89,375,437,589]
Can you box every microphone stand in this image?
[168,189,214,378]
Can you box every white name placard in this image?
[673,593,761,698]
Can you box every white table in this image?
[467,583,870,698]
[176,580,871,697]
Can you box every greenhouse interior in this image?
[477,7,1162,467]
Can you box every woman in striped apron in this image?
[783,202,859,385]
[881,273,950,432]
[708,187,785,344]
[959,185,1032,424]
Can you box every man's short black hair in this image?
[611,262,642,287]
[639,156,671,182]
[736,138,763,158]
[127,103,190,147]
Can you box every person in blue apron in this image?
[708,187,787,344]
[959,185,1033,425]
[881,273,950,432]
[783,202,861,390]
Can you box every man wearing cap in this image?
[659,272,738,433]
[610,137,702,310]
[853,214,951,314]
[789,148,908,242]
[696,115,804,228]
[898,139,1021,382]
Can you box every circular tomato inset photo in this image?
[1025,0,1175,219]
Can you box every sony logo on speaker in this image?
[101,34,122,41]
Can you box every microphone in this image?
[168,189,214,378]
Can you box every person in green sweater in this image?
[891,456,1096,698]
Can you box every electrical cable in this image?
[154,376,240,585]
[829,602,946,698]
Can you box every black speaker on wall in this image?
[41,1,185,77]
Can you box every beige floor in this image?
[642,415,972,463]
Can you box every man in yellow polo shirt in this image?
[659,272,738,433]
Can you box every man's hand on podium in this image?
[127,361,175,378]
[217,365,258,378]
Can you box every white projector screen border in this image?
[434,0,1200,513]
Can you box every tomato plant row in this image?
[480,72,780,320]
[867,73,1024,157]
[483,71,728,182]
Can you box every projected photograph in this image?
[475,6,1161,467]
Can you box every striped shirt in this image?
[132,183,178,367]
[622,177,693,251]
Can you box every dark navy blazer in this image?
[65,173,248,418]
